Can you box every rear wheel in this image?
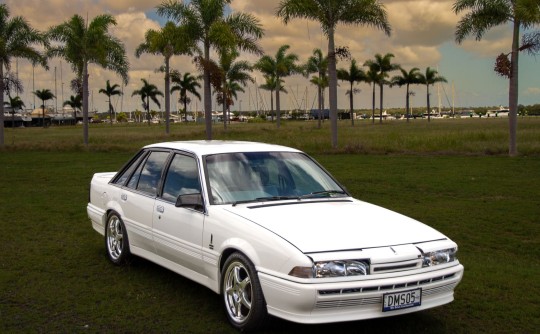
[222,252,269,331]
[105,212,131,265]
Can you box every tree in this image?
[136,21,195,134]
[304,48,328,128]
[255,45,299,128]
[132,78,163,125]
[364,61,381,124]
[214,49,254,128]
[157,0,263,140]
[48,14,129,145]
[99,80,122,126]
[337,59,366,126]
[0,3,48,147]
[277,0,391,148]
[364,53,399,123]
[63,94,82,120]
[391,67,422,122]
[454,0,540,156]
[170,71,201,122]
[4,95,24,129]
[259,74,285,120]
[418,67,447,122]
[33,89,55,128]
[309,73,329,128]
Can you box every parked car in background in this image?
[87,141,464,331]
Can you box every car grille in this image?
[315,273,457,309]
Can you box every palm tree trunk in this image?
[165,56,171,135]
[350,82,354,127]
[183,99,188,123]
[109,101,113,126]
[146,96,151,126]
[509,20,520,156]
[270,90,274,121]
[0,62,5,147]
[327,27,338,149]
[379,84,383,124]
[83,62,89,145]
[371,83,376,124]
[204,43,212,140]
[42,102,45,128]
[427,84,431,122]
[222,91,227,130]
[406,83,410,123]
[317,85,322,129]
[276,82,281,128]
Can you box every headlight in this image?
[289,260,369,278]
[422,248,457,267]
[315,260,369,278]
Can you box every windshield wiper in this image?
[255,195,300,201]
[300,190,347,199]
[232,196,298,206]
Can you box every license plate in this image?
[382,288,422,312]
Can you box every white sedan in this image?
[87,141,464,330]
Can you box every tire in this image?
[105,212,131,265]
[222,252,269,331]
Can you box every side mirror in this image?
[175,193,204,211]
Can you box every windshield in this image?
[205,152,347,205]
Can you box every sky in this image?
[5,0,540,114]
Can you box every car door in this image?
[120,150,170,252]
[153,152,205,273]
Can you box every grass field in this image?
[0,118,539,333]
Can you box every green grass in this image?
[0,119,539,333]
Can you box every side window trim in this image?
[110,150,149,187]
[158,150,205,208]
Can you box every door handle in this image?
[156,205,165,213]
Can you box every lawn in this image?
[0,119,539,333]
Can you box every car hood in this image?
[224,199,446,253]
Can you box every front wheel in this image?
[222,252,269,331]
[105,212,131,265]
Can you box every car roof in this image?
[144,140,301,156]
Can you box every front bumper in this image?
[258,263,464,324]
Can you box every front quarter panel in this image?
[202,205,311,292]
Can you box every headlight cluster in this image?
[315,260,369,278]
[289,260,369,278]
[422,248,457,267]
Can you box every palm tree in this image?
[4,95,24,129]
[304,48,328,128]
[33,89,55,128]
[309,73,329,128]
[418,67,447,122]
[99,80,122,126]
[214,49,254,128]
[364,62,381,124]
[0,4,48,147]
[255,45,299,128]
[391,67,422,122]
[337,59,366,126]
[277,0,391,148]
[63,94,82,120]
[132,78,164,125]
[157,0,264,140]
[48,14,129,145]
[259,74,285,120]
[170,71,201,122]
[136,21,195,134]
[365,53,399,123]
[453,0,540,156]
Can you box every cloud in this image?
[4,0,535,111]
[524,87,540,96]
